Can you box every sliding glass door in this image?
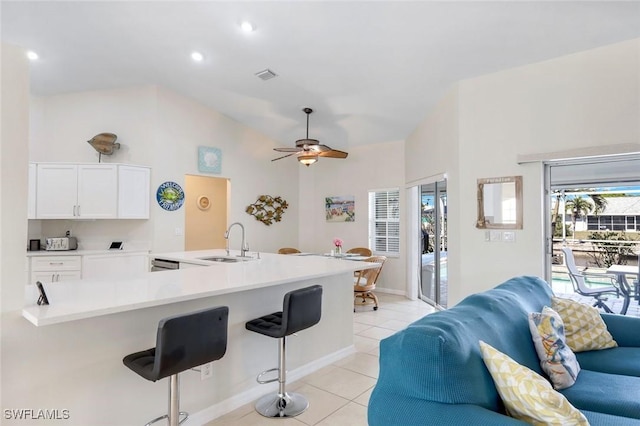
[419,180,448,308]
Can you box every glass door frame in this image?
[406,174,447,308]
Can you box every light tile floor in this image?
[204,294,436,426]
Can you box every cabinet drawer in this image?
[31,256,82,272]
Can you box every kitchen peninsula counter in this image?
[15,249,373,425]
[22,249,374,326]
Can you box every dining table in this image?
[606,264,640,313]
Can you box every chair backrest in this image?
[153,306,228,380]
[561,247,588,293]
[346,247,372,257]
[282,285,323,336]
[355,256,387,289]
[278,247,301,254]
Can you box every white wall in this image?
[407,38,640,305]
[1,44,30,315]
[298,140,406,293]
[29,85,299,254]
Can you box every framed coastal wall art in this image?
[198,146,222,174]
[325,195,355,222]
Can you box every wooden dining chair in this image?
[278,247,301,254]
[354,256,386,311]
[346,247,372,257]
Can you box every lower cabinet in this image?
[29,256,82,285]
[82,252,149,280]
[28,252,150,285]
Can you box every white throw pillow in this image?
[529,306,580,389]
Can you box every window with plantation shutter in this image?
[369,189,400,255]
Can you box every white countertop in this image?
[26,248,149,257]
[23,250,376,326]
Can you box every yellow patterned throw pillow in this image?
[551,297,617,352]
[479,341,589,425]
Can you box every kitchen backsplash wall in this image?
[30,219,151,252]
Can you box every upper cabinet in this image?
[31,163,150,220]
[118,165,150,219]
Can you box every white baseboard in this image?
[374,287,406,296]
[186,345,357,425]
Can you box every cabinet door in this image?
[118,166,150,219]
[77,165,118,218]
[28,163,37,219]
[30,270,81,285]
[82,253,149,280]
[36,164,78,219]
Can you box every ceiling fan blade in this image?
[274,147,302,153]
[308,144,332,153]
[271,152,297,162]
[318,149,348,159]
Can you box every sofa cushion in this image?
[479,340,588,425]
[582,410,640,426]
[528,306,580,389]
[560,369,640,419]
[576,347,640,377]
[552,297,617,352]
[376,276,553,412]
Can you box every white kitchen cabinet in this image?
[36,164,117,219]
[29,255,82,285]
[82,252,149,280]
[32,163,149,219]
[28,163,37,219]
[118,165,150,219]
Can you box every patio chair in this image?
[561,247,623,314]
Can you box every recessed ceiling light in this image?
[26,51,39,60]
[191,51,204,62]
[240,21,255,33]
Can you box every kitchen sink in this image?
[197,256,255,263]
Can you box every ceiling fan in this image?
[272,108,348,166]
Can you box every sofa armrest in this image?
[601,313,640,347]
[368,394,528,426]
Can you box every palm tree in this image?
[565,196,594,237]
[589,193,608,215]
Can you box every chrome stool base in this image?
[144,411,188,426]
[255,392,309,418]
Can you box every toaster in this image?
[45,237,78,251]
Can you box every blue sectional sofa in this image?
[368,276,640,425]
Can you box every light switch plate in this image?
[490,230,502,242]
[503,231,516,243]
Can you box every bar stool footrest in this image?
[257,367,280,384]
[144,411,188,426]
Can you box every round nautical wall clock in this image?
[156,181,185,211]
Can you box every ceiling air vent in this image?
[255,69,278,81]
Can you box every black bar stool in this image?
[245,285,323,418]
[123,306,228,426]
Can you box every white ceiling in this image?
[2,1,640,151]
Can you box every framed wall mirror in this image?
[476,176,523,229]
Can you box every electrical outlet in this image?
[200,362,213,380]
[175,227,183,236]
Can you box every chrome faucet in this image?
[224,222,248,257]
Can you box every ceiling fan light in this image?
[298,153,318,167]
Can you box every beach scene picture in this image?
[326,196,355,222]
